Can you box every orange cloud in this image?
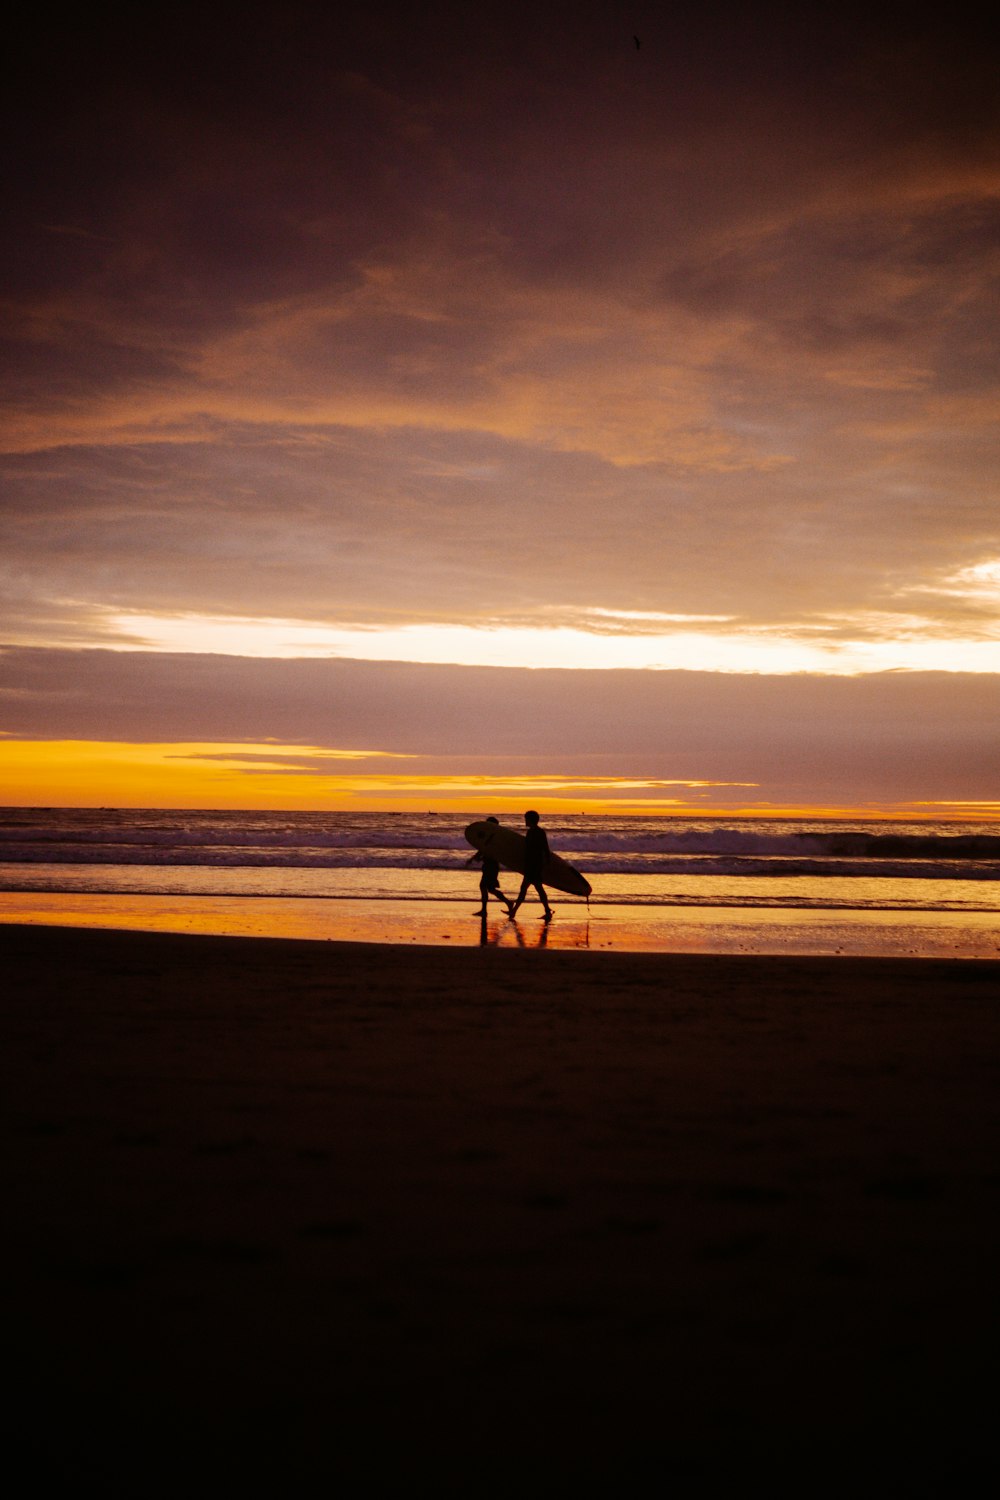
[0,738,759,811]
[0,741,412,810]
[5,737,999,819]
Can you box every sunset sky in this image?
[2,1,998,815]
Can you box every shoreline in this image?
[3,889,999,957]
[4,922,1000,1486]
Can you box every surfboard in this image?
[465,821,592,899]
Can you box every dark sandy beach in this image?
[3,923,999,1490]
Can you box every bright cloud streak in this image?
[942,560,1000,596]
[106,610,1000,674]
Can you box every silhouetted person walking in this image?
[472,816,514,917]
[510,809,553,921]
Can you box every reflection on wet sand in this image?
[0,891,596,950]
[0,890,997,957]
[479,907,591,949]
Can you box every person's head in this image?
[486,815,499,825]
[524,809,539,827]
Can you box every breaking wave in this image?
[2,811,998,884]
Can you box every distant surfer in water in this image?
[473,816,515,917]
[510,809,554,922]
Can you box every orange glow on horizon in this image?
[1,739,998,820]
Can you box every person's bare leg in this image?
[510,877,530,918]
[492,886,515,918]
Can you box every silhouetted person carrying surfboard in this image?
[510,809,554,922]
[472,815,515,917]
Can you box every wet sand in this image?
[3,888,999,956]
[3,922,999,1490]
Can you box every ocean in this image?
[2,807,998,956]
